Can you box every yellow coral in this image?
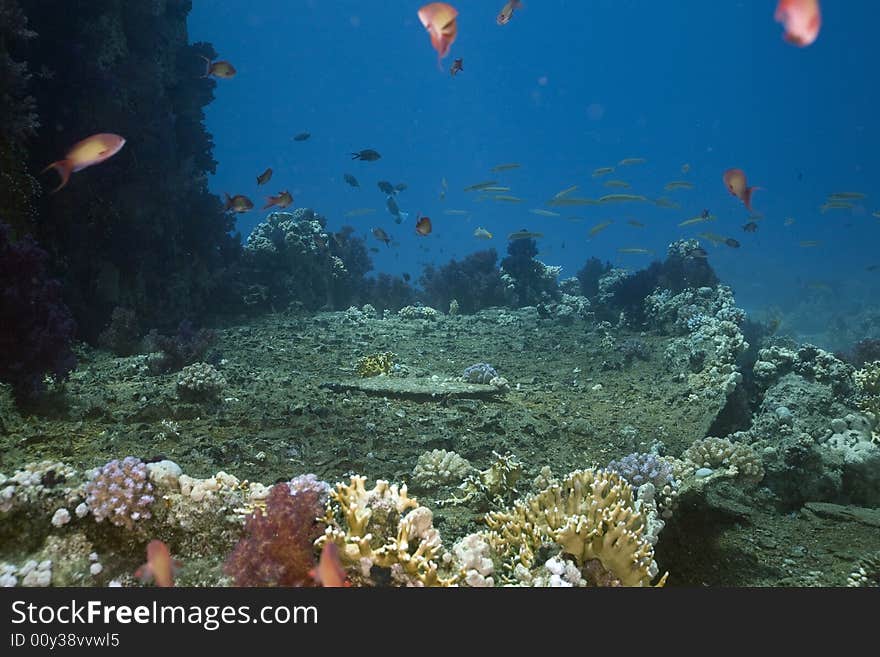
[318,476,455,586]
[484,469,666,587]
[355,352,396,377]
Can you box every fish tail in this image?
[41,159,73,193]
[744,186,760,211]
[262,199,274,210]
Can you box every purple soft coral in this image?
[0,221,76,399]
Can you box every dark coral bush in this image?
[0,221,76,399]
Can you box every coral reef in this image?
[356,352,396,378]
[646,284,747,397]
[243,209,370,311]
[419,249,508,314]
[143,320,215,374]
[176,362,226,402]
[598,240,719,325]
[223,482,324,587]
[97,307,141,356]
[411,449,474,490]
[0,221,77,400]
[84,457,155,530]
[484,468,666,586]
[361,273,415,312]
[499,238,561,307]
[576,257,611,298]
[397,305,439,321]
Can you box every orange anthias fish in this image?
[450,58,463,76]
[42,133,126,192]
[224,193,254,213]
[310,542,350,588]
[418,3,458,67]
[415,215,432,236]
[497,0,522,25]
[722,168,760,212]
[256,168,273,185]
[200,56,236,78]
[775,0,821,47]
[263,191,293,210]
[134,540,180,588]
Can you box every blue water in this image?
[189,1,880,321]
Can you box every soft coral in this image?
[223,483,325,587]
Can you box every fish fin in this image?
[351,153,360,159]
[41,159,72,193]
[134,564,153,584]
[744,186,761,211]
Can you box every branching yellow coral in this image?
[355,352,396,377]
[484,469,666,587]
[318,476,455,586]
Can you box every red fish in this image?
[200,56,236,79]
[42,133,126,192]
[722,169,760,212]
[263,190,293,210]
[418,3,458,68]
[775,0,821,47]
[497,0,522,25]
[224,193,254,213]
[134,540,180,588]
[415,215,432,236]
[310,542,350,587]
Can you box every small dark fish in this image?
[352,149,381,161]
[378,181,396,196]
[742,221,759,233]
[724,237,741,248]
[701,208,710,219]
[386,196,400,216]
[344,174,359,187]
[369,247,380,253]
[450,58,463,76]
[402,273,411,282]
[256,168,273,185]
[866,264,879,272]
[293,132,311,141]
[372,227,391,246]
[394,183,407,192]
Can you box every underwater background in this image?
[1,1,879,588]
